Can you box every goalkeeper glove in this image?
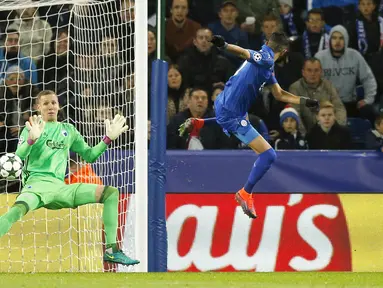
[209,35,228,50]
[104,114,129,143]
[25,115,45,143]
[178,118,205,137]
[300,97,319,110]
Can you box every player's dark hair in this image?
[267,32,289,53]
[36,90,57,103]
[375,113,383,128]
[303,57,322,68]
[307,8,324,21]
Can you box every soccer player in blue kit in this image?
[179,32,319,219]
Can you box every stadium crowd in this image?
[0,0,383,153]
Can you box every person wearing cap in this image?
[274,105,308,150]
[0,28,38,85]
[208,0,250,68]
[0,65,39,153]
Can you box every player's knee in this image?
[262,148,277,165]
[99,186,119,203]
[14,193,40,214]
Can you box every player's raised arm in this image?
[270,83,319,109]
[16,115,46,160]
[71,114,129,163]
[209,35,251,60]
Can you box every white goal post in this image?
[0,0,148,272]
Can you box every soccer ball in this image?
[0,153,23,180]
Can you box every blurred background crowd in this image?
[0,0,383,153]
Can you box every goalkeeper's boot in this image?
[235,188,257,219]
[103,250,140,266]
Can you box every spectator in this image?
[274,106,308,150]
[97,35,123,96]
[348,0,383,57]
[306,101,352,150]
[178,28,234,92]
[118,0,135,64]
[9,7,52,64]
[39,28,74,110]
[289,57,347,132]
[148,26,156,89]
[310,0,358,27]
[0,28,37,85]
[167,87,230,149]
[165,0,201,63]
[39,4,72,32]
[211,82,225,103]
[278,0,304,38]
[365,113,383,150]
[167,64,188,123]
[291,8,330,58]
[208,1,249,67]
[315,25,377,123]
[0,65,39,153]
[237,0,280,35]
[253,14,282,50]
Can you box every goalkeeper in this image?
[0,90,139,266]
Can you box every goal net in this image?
[0,0,147,272]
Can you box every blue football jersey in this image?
[217,45,278,116]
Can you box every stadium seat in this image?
[347,117,372,149]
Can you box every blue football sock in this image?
[244,148,276,193]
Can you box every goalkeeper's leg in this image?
[74,185,139,266]
[0,193,40,237]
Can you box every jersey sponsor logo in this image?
[46,140,65,149]
[253,52,262,62]
[18,136,24,145]
[61,130,68,137]
[240,120,248,127]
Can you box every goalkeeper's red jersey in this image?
[16,122,107,185]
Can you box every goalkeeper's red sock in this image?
[100,186,119,253]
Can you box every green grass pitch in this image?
[1,272,383,288]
